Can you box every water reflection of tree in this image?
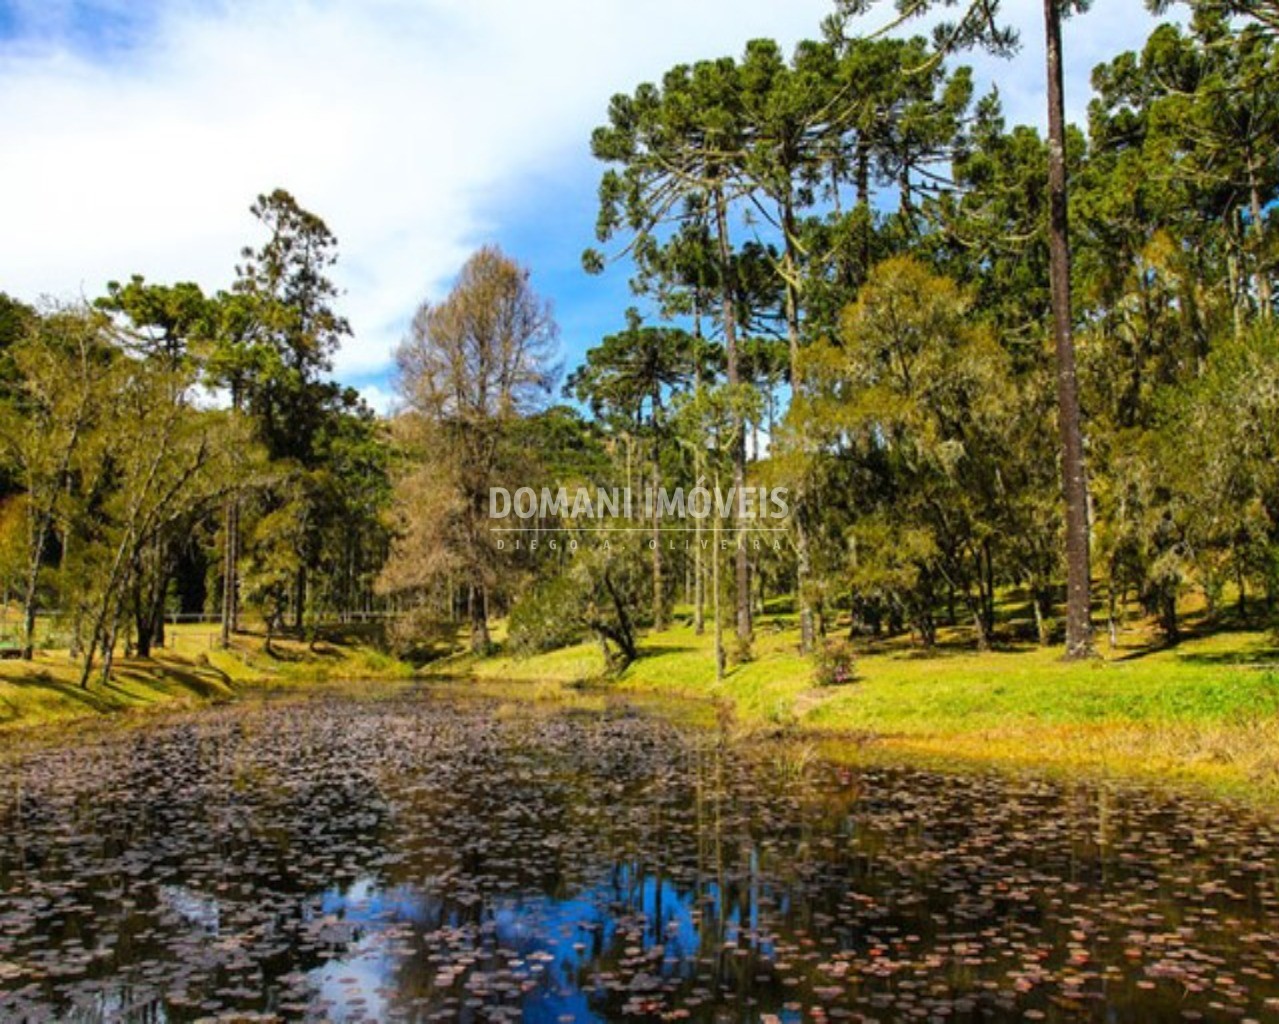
[0,705,397,1021]
[9,701,1279,1023]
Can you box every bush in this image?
[813,638,857,686]
[508,576,585,658]
[385,606,460,663]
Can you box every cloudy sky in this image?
[0,0,1170,411]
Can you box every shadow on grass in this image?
[1109,620,1277,663]
[6,672,121,713]
[634,643,699,659]
[865,637,1042,661]
[1174,649,1279,668]
[262,643,306,663]
[109,661,232,700]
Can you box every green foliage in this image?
[508,575,587,657]
[564,309,696,430]
[812,637,858,686]
[384,605,460,662]
[507,539,650,671]
[7,5,1279,695]
[379,246,558,653]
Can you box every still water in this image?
[2,692,1278,1022]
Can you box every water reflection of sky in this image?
[311,865,777,1022]
[10,701,1279,1024]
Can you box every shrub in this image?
[508,576,585,658]
[813,638,857,686]
[385,606,460,662]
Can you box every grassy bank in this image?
[0,623,412,731]
[8,606,1279,806]
[432,612,1279,802]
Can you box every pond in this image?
[2,691,1278,1022]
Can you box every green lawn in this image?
[6,605,1279,804]
[434,613,1279,802]
[0,623,412,731]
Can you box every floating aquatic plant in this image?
[0,694,1277,1022]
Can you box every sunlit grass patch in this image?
[447,614,1279,803]
[0,623,415,731]
[0,650,237,730]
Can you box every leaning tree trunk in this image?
[604,569,638,666]
[1044,0,1093,659]
[99,615,122,686]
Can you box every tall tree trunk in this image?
[79,530,139,688]
[1248,159,1273,320]
[1226,211,1246,340]
[1107,580,1119,649]
[229,500,240,635]
[20,503,58,660]
[1044,0,1093,659]
[469,581,490,653]
[138,575,169,659]
[855,140,872,278]
[982,538,996,638]
[651,442,664,631]
[694,473,705,635]
[693,307,706,637]
[134,538,172,659]
[1161,589,1179,644]
[220,496,238,648]
[1032,585,1050,647]
[221,389,243,649]
[712,482,725,683]
[134,586,154,660]
[779,196,816,655]
[712,186,752,645]
[970,602,991,652]
[293,564,306,632]
[19,546,43,661]
[99,617,120,685]
[603,569,637,666]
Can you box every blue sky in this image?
[0,0,1171,412]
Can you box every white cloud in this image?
[355,381,398,417]
[956,1,1179,128]
[0,0,1166,381]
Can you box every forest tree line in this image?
[2,0,1277,682]
[0,190,390,684]
[379,0,1279,668]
